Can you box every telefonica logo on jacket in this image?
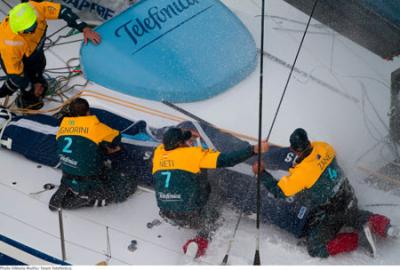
[59,154,78,167]
[159,192,182,201]
[114,0,207,47]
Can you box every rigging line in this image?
[15,87,258,142]
[357,165,400,186]
[82,90,184,121]
[360,90,384,142]
[44,70,76,74]
[45,66,77,71]
[259,52,360,103]
[161,100,258,141]
[250,0,261,9]
[329,28,335,72]
[354,138,385,165]
[45,66,79,72]
[44,37,82,53]
[347,74,390,89]
[333,37,388,82]
[378,137,400,166]
[46,50,72,69]
[379,139,400,165]
[45,29,81,51]
[47,25,69,40]
[0,8,7,16]
[359,83,398,160]
[44,36,83,51]
[294,65,392,146]
[265,0,319,141]
[264,15,325,29]
[359,81,390,132]
[105,226,111,262]
[272,27,332,35]
[12,91,184,122]
[362,203,400,207]
[0,209,130,265]
[79,94,184,123]
[62,212,212,265]
[255,0,319,263]
[1,0,12,9]
[359,82,392,150]
[254,0,266,265]
[161,101,214,126]
[221,210,243,265]
[264,9,366,102]
[47,39,83,47]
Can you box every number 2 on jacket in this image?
[62,137,73,154]
[161,171,171,188]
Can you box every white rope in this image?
[191,120,216,151]
[0,109,13,149]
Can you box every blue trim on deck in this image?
[0,235,69,265]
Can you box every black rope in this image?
[47,25,69,40]
[265,0,319,141]
[254,0,319,265]
[0,0,12,17]
[253,0,266,265]
[44,39,83,51]
[0,8,7,16]
[2,0,13,9]
[45,70,76,74]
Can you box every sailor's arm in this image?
[252,161,286,199]
[200,141,269,169]
[216,144,253,167]
[57,4,101,44]
[98,123,121,151]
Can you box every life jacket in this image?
[56,115,119,176]
[273,142,354,237]
[152,144,220,212]
[278,142,337,197]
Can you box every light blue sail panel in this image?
[80,0,257,102]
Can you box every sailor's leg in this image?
[197,179,223,240]
[49,181,71,211]
[306,215,349,258]
[104,154,138,203]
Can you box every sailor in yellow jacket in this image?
[49,98,125,211]
[152,127,269,258]
[254,128,399,258]
[0,1,100,109]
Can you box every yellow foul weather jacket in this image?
[0,1,61,75]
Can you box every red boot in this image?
[368,214,390,237]
[182,236,209,258]
[327,232,358,256]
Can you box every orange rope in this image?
[80,91,185,123]
[80,90,259,141]
[10,89,258,142]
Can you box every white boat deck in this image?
[0,0,399,265]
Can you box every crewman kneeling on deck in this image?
[253,128,399,258]
[49,98,136,211]
[152,127,269,258]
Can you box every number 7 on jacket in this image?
[161,171,171,188]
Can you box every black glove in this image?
[0,77,32,97]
